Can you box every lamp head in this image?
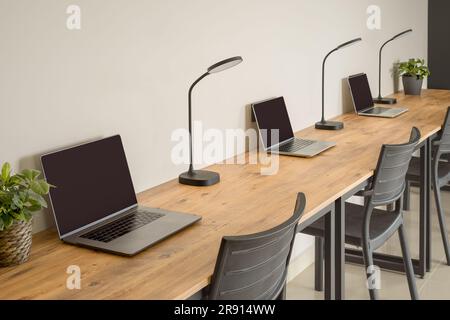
[336,37,362,50]
[207,56,243,74]
[390,29,413,41]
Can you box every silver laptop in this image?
[41,135,201,256]
[348,73,408,118]
[252,97,336,158]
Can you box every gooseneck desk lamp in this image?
[179,56,243,187]
[315,37,362,131]
[373,29,413,105]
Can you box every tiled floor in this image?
[287,187,450,300]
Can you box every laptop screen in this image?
[252,97,294,149]
[348,73,375,112]
[41,135,137,237]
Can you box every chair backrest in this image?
[371,127,421,206]
[207,193,306,300]
[436,107,450,155]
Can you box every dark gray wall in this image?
[428,0,450,89]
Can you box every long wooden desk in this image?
[1,90,449,300]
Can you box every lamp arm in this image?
[377,38,393,99]
[321,48,338,123]
[187,72,209,173]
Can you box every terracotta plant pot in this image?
[0,218,33,267]
[402,75,424,96]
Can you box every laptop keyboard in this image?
[364,107,390,115]
[81,210,165,243]
[278,139,315,153]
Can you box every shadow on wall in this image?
[18,135,103,233]
[245,103,257,130]
[391,60,401,93]
[18,154,56,232]
[245,103,258,152]
[341,78,354,114]
[245,97,281,153]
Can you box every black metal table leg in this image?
[426,137,432,272]
[298,203,337,300]
[324,206,335,300]
[314,237,324,292]
[334,198,345,300]
[330,181,368,299]
[419,140,428,278]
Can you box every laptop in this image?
[41,135,201,256]
[252,97,336,158]
[348,73,408,118]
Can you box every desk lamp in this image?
[179,56,243,187]
[373,29,413,105]
[315,37,362,131]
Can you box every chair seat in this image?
[302,203,401,247]
[406,157,450,184]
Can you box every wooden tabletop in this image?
[1,90,449,300]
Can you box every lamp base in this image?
[315,121,344,131]
[373,97,397,105]
[179,170,220,187]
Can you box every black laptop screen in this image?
[348,73,375,112]
[252,97,295,149]
[41,135,137,236]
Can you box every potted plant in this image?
[0,162,52,267]
[399,58,430,96]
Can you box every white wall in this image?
[0,0,428,238]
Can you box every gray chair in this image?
[204,193,306,300]
[404,107,450,266]
[302,127,421,300]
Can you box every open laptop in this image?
[348,73,408,118]
[252,97,336,158]
[41,135,201,256]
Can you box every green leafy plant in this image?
[0,162,53,231]
[398,58,430,80]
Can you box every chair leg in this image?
[403,181,411,211]
[398,224,419,300]
[433,183,450,265]
[362,242,379,300]
[277,283,287,300]
[314,237,324,292]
